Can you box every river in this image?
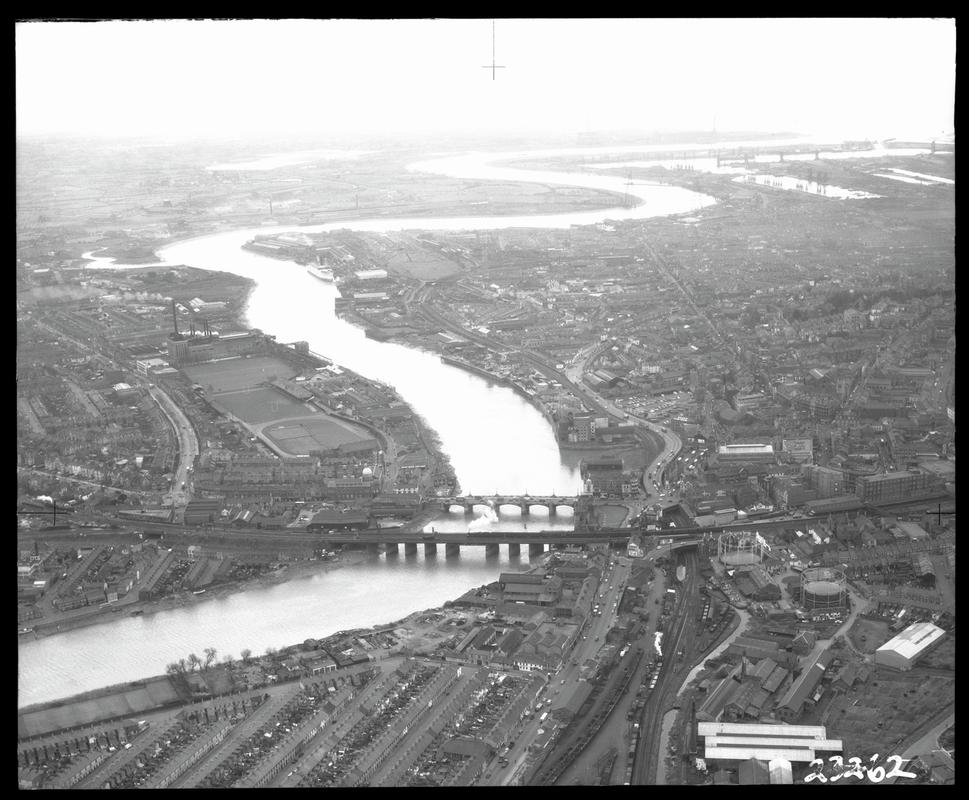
[20,140,732,707]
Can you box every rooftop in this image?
[699,722,843,763]
[718,444,775,455]
[876,621,945,659]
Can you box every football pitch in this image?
[263,416,372,455]
[213,387,313,425]
[181,356,296,393]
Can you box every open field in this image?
[181,356,296,393]
[846,617,892,653]
[262,416,371,455]
[598,504,629,527]
[822,672,954,758]
[213,387,313,425]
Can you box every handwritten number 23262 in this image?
[805,755,917,783]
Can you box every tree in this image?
[187,652,202,672]
[204,647,218,669]
[178,658,188,674]
[240,648,252,665]
[165,662,180,677]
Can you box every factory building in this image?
[874,621,945,671]
[306,510,371,531]
[775,650,833,722]
[498,572,562,607]
[182,499,223,526]
[717,444,776,464]
[697,721,842,764]
[854,469,940,504]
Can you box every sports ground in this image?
[261,416,372,456]
[181,356,296,393]
[212,387,313,425]
[182,356,372,456]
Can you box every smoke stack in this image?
[171,298,179,336]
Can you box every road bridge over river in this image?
[439,495,584,516]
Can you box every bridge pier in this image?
[404,543,417,556]
[485,543,500,558]
[529,543,545,558]
[423,543,437,556]
[508,543,520,557]
[366,543,380,556]
[445,543,461,558]
[383,542,399,556]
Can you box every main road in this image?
[563,342,682,499]
[479,554,633,787]
[148,383,199,508]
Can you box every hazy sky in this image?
[16,18,956,141]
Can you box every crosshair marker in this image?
[481,19,505,80]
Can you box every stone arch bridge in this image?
[440,495,586,517]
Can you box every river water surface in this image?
[19,139,753,707]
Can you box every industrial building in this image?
[306,510,371,531]
[697,721,842,764]
[497,572,562,607]
[799,567,848,611]
[854,469,940,504]
[716,443,776,463]
[874,621,946,671]
[717,531,767,566]
[734,566,781,601]
[182,499,223,526]
[775,650,833,723]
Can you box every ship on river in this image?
[307,264,334,282]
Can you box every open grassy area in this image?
[847,616,892,654]
[823,672,954,759]
[262,415,372,455]
[213,387,313,425]
[598,504,629,527]
[181,355,296,393]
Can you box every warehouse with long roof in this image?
[697,721,842,764]
[874,621,945,671]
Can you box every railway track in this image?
[630,549,698,785]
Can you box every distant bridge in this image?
[439,495,585,516]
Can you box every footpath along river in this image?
[19,141,726,707]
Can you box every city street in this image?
[479,556,632,786]
[148,384,199,509]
